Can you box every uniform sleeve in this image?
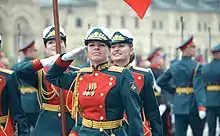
[157,68,176,94]
[46,56,77,90]
[11,63,18,71]
[14,59,40,88]
[141,72,163,136]
[201,64,208,87]
[193,64,206,110]
[120,69,144,136]
[7,72,29,135]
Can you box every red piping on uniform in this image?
[32,59,43,72]
[56,56,72,67]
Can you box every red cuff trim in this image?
[56,56,72,67]
[198,106,206,111]
[32,59,43,71]
[69,131,78,136]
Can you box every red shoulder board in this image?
[0,75,6,94]
[132,72,144,93]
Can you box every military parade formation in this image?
[1,1,220,136]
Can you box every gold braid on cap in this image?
[112,34,125,41]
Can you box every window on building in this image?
[197,22,201,32]
[159,20,163,30]
[76,18,82,28]
[106,15,111,28]
[175,21,180,31]
[152,20,156,29]
[121,16,125,28]
[204,48,209,61]
[168,46,172,58]
[134,17,139,29]
[197,48,201,55]
[219,23,220,32]
[14,17,30,55]
[204,23,208,31]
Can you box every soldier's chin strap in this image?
[149,69,162,93]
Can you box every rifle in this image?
[52,0,67,135]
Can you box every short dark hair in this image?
[129,52,135,64]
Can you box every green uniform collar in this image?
[91,62,109,71]
[182,56,192,60]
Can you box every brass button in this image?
[109,82,112,86]
[100,116,104,120]
[100,93,104,96]
[109,77,114,81]
[58,113,61,117]
[99,128,104,132]
[95,73,99,77]
[79,77,83,81]
[138,76,142,80]
[99,105,103,108]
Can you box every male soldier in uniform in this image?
[0,34,29,135]
[110,29,163,136]
[14,26,77,136]
[11,40,40,132]
[202,43,220,136]
[147,47,173,136]
[157,35,206,136]
[18,40,38,60]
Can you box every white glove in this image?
[40,54,60,67]
[149,69,162,93]
[61,46,87,61]
[154,83,162,93]
[199,111,206,120]
[159,104,167,116]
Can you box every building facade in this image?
[0,0,220,61]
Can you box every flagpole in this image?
[52,0,67,135]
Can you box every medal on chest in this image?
[82,82,97,96]
[78,72,116,97]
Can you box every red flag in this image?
[124,0,152,19]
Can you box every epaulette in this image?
[79,67,93,73]
[69,65,80,70]
[132,66,151,73]
[0,68,13,74]
[108,66,125,73]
